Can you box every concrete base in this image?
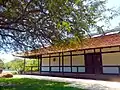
[23,71,120,82]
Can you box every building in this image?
[17,34,120,78]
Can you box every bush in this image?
[11,71,18,75]
[0,73,13,78]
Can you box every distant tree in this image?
[0,59,4,69]
[4,59,24,71]
[4,58,38,71]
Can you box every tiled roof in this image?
[82,34,120,49]
[17,34,120,57]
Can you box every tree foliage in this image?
[0,0,110,51]
[0,59,4,68]
[4,58,38,71]
[4,59,24,71]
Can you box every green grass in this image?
[0,78,84,90]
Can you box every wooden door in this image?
[85,54,94,74]
[93,54,102,74]
[85,53,102,74]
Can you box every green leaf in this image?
[75,0,81,5]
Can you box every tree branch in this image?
[0,26,25,32]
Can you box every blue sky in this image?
[106,0,120,28]
[1,0,120,63]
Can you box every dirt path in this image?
[13,75,120,90]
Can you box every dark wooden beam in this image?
[30,66,32,74]
[100,48,103,74]
[38,56,40,72]
[49,54,51,72]
[39,55,42,73]
[62,52,64,74]
[77,66,78,73]
[84,50,86,54]
[70,51,72,73]
[59,52,61,72]
[23,58,26,74]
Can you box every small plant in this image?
[11,71,18,75]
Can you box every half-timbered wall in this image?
[102,52,120,74]
[25,45,120,75]
[41,51,85,73]
[41,58,49,71]
[72,55,85,72]
[101,46,120,74]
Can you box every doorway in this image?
[84,53,102,74]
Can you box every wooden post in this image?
[30,58,32,74]
[59,53,61,72]
[23,58,26,74]
[62,52,64,74]
[118,66,120,75]
[31,66,32,74]
[38,56,40,72]
[39,55,42,74]
[49,55,51,72]
[84,50,86,73]
[100,48,103,74]
[70,51,72,73]
[94,48,96,73]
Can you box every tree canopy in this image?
[4,58,38,71]
[0,0,112,52]
[0,59,4,68]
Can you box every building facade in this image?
[40,46,120,74]
[19,34,120,76]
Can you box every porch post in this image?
[39,55,42,74]
[49,55,51,72]
[30,58,32,74]
[38,56,40,72]
[94,49,96,74]
[70,51,72,73]
[23,58,26,74]
[62,52,64,74]
[30,66,33,74]
[84,50,86,73]
[100,48,103,74]
[59,53,60,72]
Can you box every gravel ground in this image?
[13,75,120,90]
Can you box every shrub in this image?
[11,71,18,75]
[0,73,13,78]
